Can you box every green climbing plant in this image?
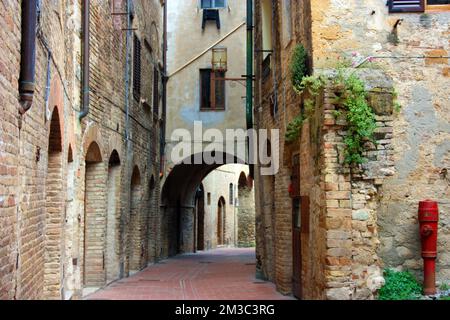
[286,67,377,165]
[290,44,308,92]
[285,113,304,143]
[341,73,377,164]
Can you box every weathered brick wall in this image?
[0,0,163,299]
[255,0,450,299]
[254,0,314,295]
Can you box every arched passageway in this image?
[44,107,64,299]
[83,142,106,288]
[129,166,144,272]
[160,152,248,258]
[106,150,121,284]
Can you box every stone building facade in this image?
[0,0,164,300]
[161,0,250,257]
[254,0,450,299]
[196,164,255,251]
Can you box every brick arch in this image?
[44,101,64,299]
[82,126,107,288]
[107,134,124,165]
[47,76,64,136]
[82,124,106,161]
[150,21,160,58]
[129,165,145,272]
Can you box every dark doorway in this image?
[217,197,226,245]
[195,184,205,251]
[291,154,302,299]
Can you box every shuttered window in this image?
[200,69,212,110]
[133,35,141,100]
[200,69,226,111]
[389,0,425,12]
[428,0,450,4]
[201,0,226,9]
[153,66,159,117]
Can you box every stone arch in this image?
[150,21,160,57]
[129,165,144,272]
[217,196,226,246]
[160,151,247,257]
[106,149,121,284]
[238,171,248,189]
[83,141,107,288]
[44,106,64,299]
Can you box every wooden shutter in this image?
[153,66,159,117]
[389,0,425,13]
[200,69,211,110]
[133,35,141,100]
[214,71,225,110]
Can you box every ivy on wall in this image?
[287,48,379,165]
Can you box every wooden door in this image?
[292,197,302,299]
[291,154,302,299]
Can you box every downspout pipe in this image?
[160,0,168,176]
[78,0,90,120]
[19,0,38,114]
[246,0,254,178]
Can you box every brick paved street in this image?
[87,248,294,300]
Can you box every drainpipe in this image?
[246,0,254,178]
[78,0,90,120]
[160,0,168,176]
[19,0,38,114]
[124,0,131,140]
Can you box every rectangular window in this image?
[428,0,450,4]
[389,0,450,12]
[389,0,425,12]
[133,35,141,101]
[426,0,450,10]
[207,193,211,205]
[201,0,226,9]
[200,69,226,111]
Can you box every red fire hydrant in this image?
[418,200,439,295]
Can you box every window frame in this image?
[426,1,450,11]
[389,0,450,12]
[199,68,226,112]
[133,34,142,101]
[199,0,227,9]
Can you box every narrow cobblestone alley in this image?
[87,249,293,300]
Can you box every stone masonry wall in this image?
[310,0,450,286]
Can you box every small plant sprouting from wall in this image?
[291,44,308,94]
[378,269,422,300]
[285,114,304,143]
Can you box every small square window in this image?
[201,0,226,9]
